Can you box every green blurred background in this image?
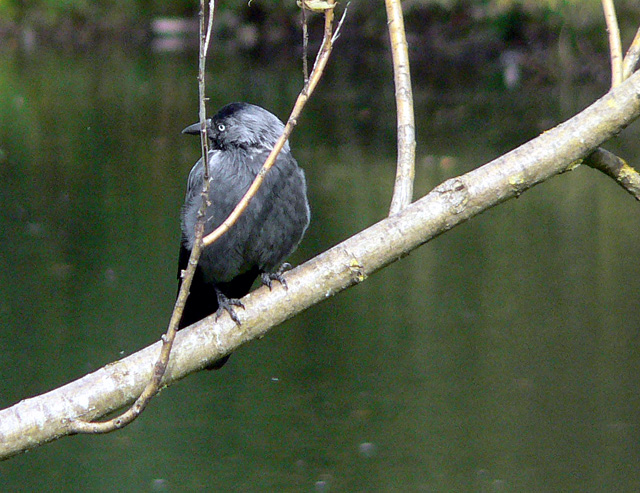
[1,0,640,491]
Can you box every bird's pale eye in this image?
[217,123,226,132]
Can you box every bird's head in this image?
[182,102,288,152]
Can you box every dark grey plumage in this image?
[178,102,310,368]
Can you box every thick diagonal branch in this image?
[2,69,640,461]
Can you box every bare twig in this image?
[301,2,309,83]
[623,26,640,80]
[67,0,217,434]
[199,0,215,181]
[332,4,349,44]
[584,147,640,200]
[202,0,342,248]
[385,0,416,215]
[602,0,623,87]
[67,0,341,432]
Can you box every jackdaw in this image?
[178,102,310,368]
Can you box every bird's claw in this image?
[261,263,292,290]
[215,289,244,325]
[261,272,287,290]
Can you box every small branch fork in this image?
[67,0,344,434]
[68,0,217,434]
[602,0,640,82]
[587,0,640,199]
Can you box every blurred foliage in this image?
[0,0,637,28]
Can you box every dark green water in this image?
[1,44,640,491]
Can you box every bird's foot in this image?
[261,263,292,290]
[215,289,245,325]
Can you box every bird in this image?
[177,102,310,369]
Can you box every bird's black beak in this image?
[182,119,211,135]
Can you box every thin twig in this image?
[385,0,416,215]
[199,0,215,181]
[584,147,640,200]
[68,0,216,434]
[301,3,309,84]
[332,3,349,44]
[202,0,342,248]
[68,0,341,432]
[602,0,623,87]
[623,26,640,80]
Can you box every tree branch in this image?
[301,1,309,83]
[66,0,342,433]
[385,0,416,215]
[2,68,640,461]
[602,0,624,87]
[201,0,340,247]
[67,0,217,434]
[584,147,640,200]
[623,26,640,80]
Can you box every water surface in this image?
[1,45,640,491]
